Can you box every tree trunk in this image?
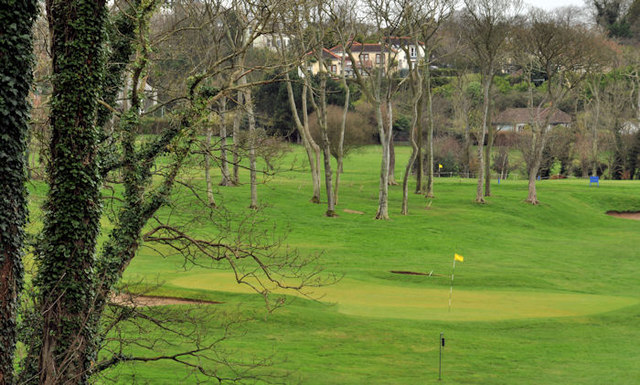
[321,140,335,216]
[376,99,391,220]
[284,72,321,203]
[388,134,397,185]
[425,71,435,198]
[36,1,108,383]
[526,124,547,205]
[204,123,216,207]
[464,125,471,177]
[402,66,423,215]
[335,66,350,205]
[415,93,425,194]
[476,73,492,203]
[526,167,539,204]
[245,87,258,209]
[402,137,418,215]
[232,89,243,185]
[484,123,494,196]
[315,75,336,217]
[219,97,232,186]
[0,2,37,381]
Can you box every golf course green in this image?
[27,144,639,384]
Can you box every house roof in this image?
[493,108,571,125]
[319,48,341,60]
[306,48,341,60]
[330,42,397,54]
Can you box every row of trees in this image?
[262,0,635,214]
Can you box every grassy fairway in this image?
[35,144,639,383]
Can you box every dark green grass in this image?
[27,144,640,383]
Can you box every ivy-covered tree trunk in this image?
[0,0,38,382]
[33,0,107,383]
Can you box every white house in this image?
[385,37,426,72]
[493,107,572,132]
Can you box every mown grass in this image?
[28,143,640,384]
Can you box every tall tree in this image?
[33,0,108,382]
[516,9,610,203]
[306,2,338,217]
[344,0,405,219]
[400,0,453,213]
[327,0,356,206]
[461,0,520,202]
[0,0,39,383]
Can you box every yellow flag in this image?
[454,253,464,262]
[439,164,443,168]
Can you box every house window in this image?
[331,64,337,73]
[409,46,416,58]
[361,53,369,62]
[375,54,381,64]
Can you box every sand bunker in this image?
[111,294,221,307]
[606,211,640,220]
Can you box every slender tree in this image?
[461,0,520,202]
[344,0,405,219]
[327,0,356,206]
[0,0,39,382]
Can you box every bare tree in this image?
[400,0,453,213]
[278,4,323,204]
[461,0,521,202]
[328,0,357,206]
[343,0,406,219]
[515,9,610,203]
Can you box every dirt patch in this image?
[390,270,444,277]
[343,209,365,215]
[110,294,222,307]
[606,211,640,220]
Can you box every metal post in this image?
[439,332,444,381]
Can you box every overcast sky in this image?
[526,0,587,11]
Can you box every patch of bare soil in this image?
[110,294,222,307]
[606,211,640,220]
[390,270,444,277]
[343,209,365,215]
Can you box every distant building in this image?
[385,37,426,72]
[252,33,290,51]
[306,38,425,77]
[493,107,571,132]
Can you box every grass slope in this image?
[30,144,640,383]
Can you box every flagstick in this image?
[448,258,456,312]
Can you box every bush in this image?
[309,105,376,159]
